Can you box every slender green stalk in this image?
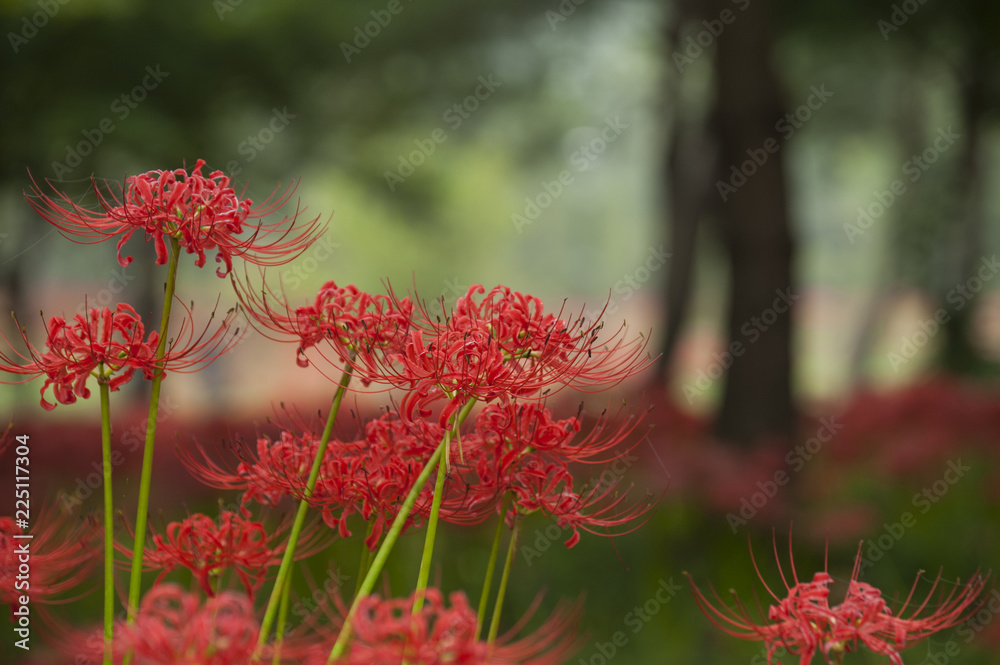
[476,493,511,637]
[410,426,451,615]
[353,522,376,601]
[255,364,354,653]
[327,398,477,663]
[272,568,293,665]
[487,516,521,646]
[413,399,477,613]
[99,379,114,665]
[127,237,181,624]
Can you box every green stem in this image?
[272,567,293,665]
[411,415,456,615]
[99,380,114,665]
[487,515,521,646]
[476,493,511,638]
[126,237,181,625]
[327,398,477,663]
[353,522,376,601]
[255,364,354,653]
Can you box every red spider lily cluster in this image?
[686,535,989,665]
[238,280,650,422]
[0,161,659,665]
[184,401,652,552]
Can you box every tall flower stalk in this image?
[477,492,512,636]
[412,397,477,615]
[256,363,354,649]
[487,514,522,646]
[126,237,181,622]
[327,397,478,662]
[98,378,114,665]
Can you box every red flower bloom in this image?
[114,584,259,665]
[116,510,330,600]
[391,284,653,426]
[0,511,95,610]
[182,402,652,552]
[28,159,324,277]
[0,301,238,410]
[686,534,989,665]
[235,278,414,383]
[322,587,580,665]
[825,546,989,664]
[180,413,489,550]
[467,402,654,547]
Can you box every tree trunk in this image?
[939,46,988,375]
[653,0,720,383]
[710,0,796,444]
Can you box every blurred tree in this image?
[658,0,795,444]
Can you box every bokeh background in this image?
[2,1,1000,663]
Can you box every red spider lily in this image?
[320,587,580,665]
[466,402,654,547]
[503,457,653,548]
[824,544,989,664]
[0,301,239,410]
[234,276,414,384]
[114,510,330,600]
[178,412,490,550]
[27,159,324,277]
[685,533,989,665]
[387,284,653,426]
[0,511,95,611]
[113,583,260,665]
